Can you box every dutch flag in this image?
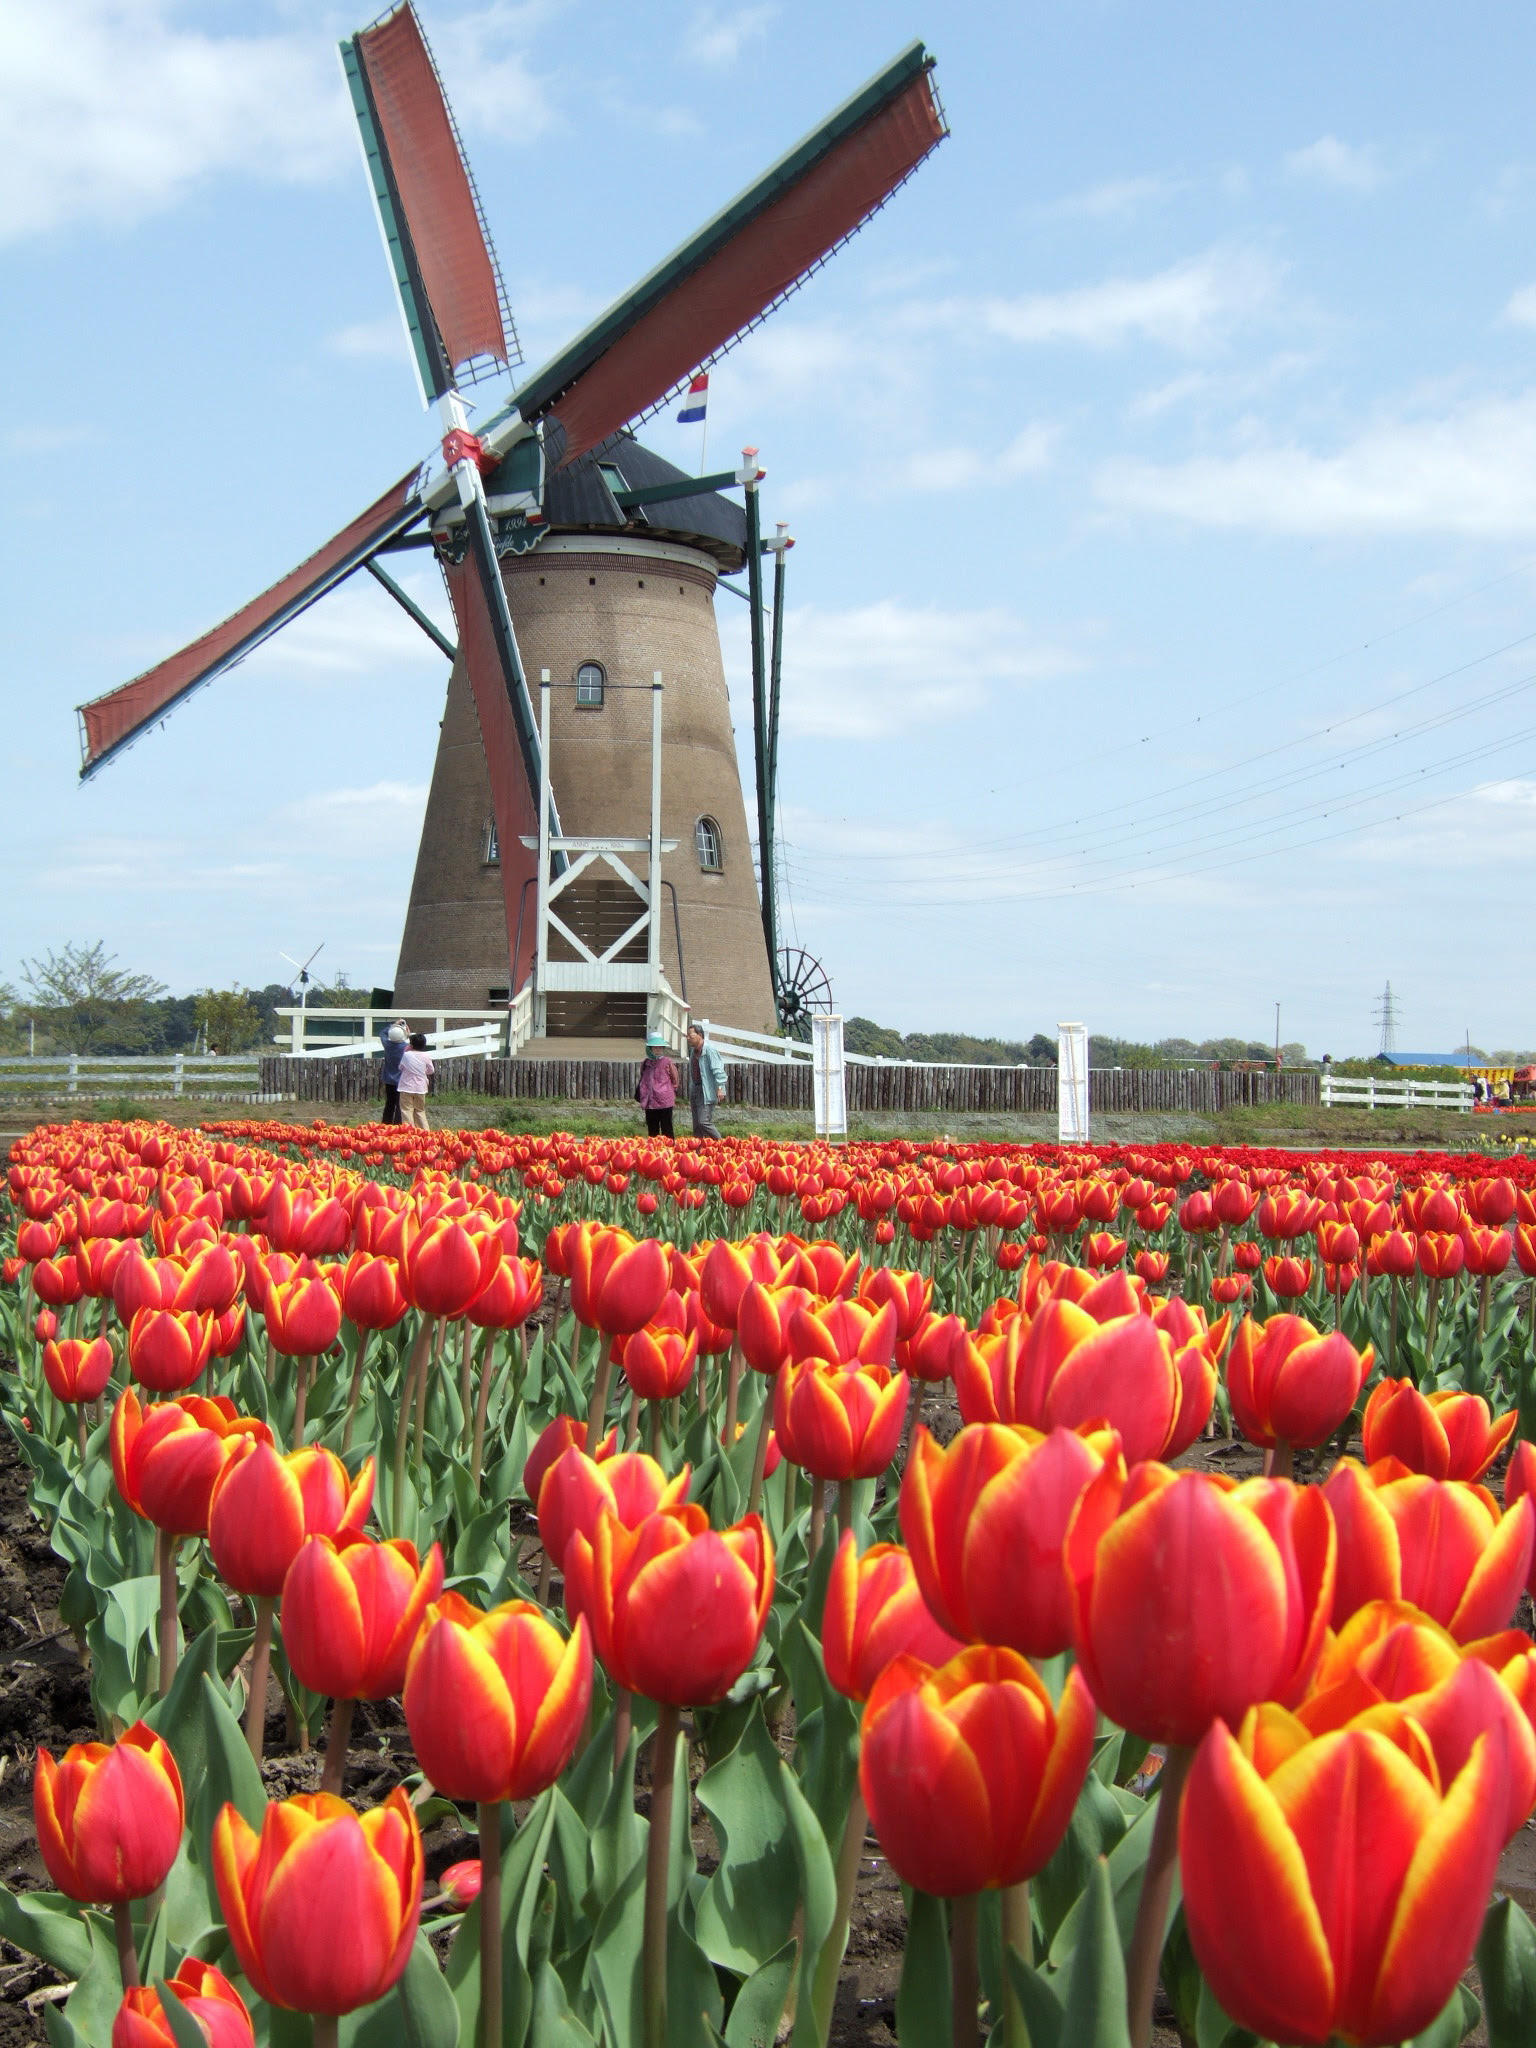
[677,372,709,425]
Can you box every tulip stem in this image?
[1424,1280,1440,1372]
[321,1695,354,1796]
[111,1899,139,1990]
[585,1335,613,1456]
[648,1398,663,1460]
[809,1787,867,2045]
[477,1800,503,2048]
[414,1318,442,1466]
[1269,1437,1294,1481]
[614,1688,632,1775]
[470,1329,496,1496]
[76,1412,87,1464]
[313,2020,339,2048]
[391,1317,433,1533]
[836,1479,854,1543]
[292,1357,310,1448]
[724,1339,743,1448]
[643,1703,681,2048]
[746,1373,777,1515]
[1001,1881,1031,2046]
[1125,1744,1192,2048]
[951,1892,980,2048]
[808,1484,826,1562]
[158,1535,179,1697]
[245,1596,275,1763]
[341,1324,372,1454]
[460,1318,474,1452]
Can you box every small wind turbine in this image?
[280,944,325,1014]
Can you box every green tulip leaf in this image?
[585,1730,647,1921]
[695,1705,802,1974]
[154,1980,213,2048]
[344,1932,461,2048]
[60,1908,127,2048]
[777,1760,836,2048]
[1002,1951,1065,2048]
[723,1939,797,2048]
[1403,1983,1481,2048]
[529,1953,598,2047]
[1047,1793,1165,1969]
[0,1887,95,1980]
[895,1889,950,2048]
[1035,1762,1137,1956]
[144,1621,224,1789]
[187,1673,267,1921]
[1479,1895,1536,2048]
[1194,1975,1261,2048]
[1055,1857,1133,2048]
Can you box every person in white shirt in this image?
[398,1033,435,1128]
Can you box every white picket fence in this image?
[0,1055,267,1103]
[273,1009,509,1060]
[1321,1074,1473,1112]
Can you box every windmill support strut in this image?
[364,557,457,659]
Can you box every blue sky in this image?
[6,0,1536,1056]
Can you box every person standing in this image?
[686,1022,727,1139]
[636,1030,679,1137]
[379,1021,408,1124]
[398,1031,435,1129]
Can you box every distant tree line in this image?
[0,943,365,1058]
[843,1019,1315,1069]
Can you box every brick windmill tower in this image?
[74,5,946,1041]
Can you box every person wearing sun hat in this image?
[636,1029,680,1137]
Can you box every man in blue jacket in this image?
[378,1021,408,1124]
[686,1022,727,1139]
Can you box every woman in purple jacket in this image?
[636,1030,679,1138]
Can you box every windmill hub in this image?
[73,4,947,1049]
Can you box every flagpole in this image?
[699,413,708,477]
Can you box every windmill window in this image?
[483,817,500,867]
[696,816,724,872]
[576,662,605,708]
[598,463,628,497]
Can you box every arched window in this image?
[696,816,723,872]
[575,661,605,708]
[483,816,500,867]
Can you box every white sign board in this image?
[812,1013,847,1140]
[1058,1021,1089,1144]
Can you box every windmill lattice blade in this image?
[348,2,514,394]
[439,552,543,988]
[76,469,426,777]
[515,41,945,467]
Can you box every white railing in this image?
[273,1008,510,1060]
[696,1019,812,1066]
[0,1055,266,1101]
[1321,1075,1474,1112]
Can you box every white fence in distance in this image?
[0,1055,267,1103]
[1320,1074,1474,1112]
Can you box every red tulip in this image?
[113,1958,253,2048]
[466,1254,543,1329]
[43,1335,113,1405]
[263,1269,343,1358]
[281,1533,444,1700]
[35,1722,183,1904]
[859,1647,1095,1896]
[1366,1230,1417,1278]
[402,1216,502,1320]
[565,1503,772,1706]
[1067,1464,1335,1746]
[126,1306,216,1393]
[736,1281,815,1374]
[1323,1459,1534,1641]
[213,1788,422,2016]
[1262,1255,1313,1299]
[523,1413,615,1505]
[535,1448,689,1597]
[1416,1232,1465,1281]
[774,1358,909,1481]
[857,1267,932,1343]
[111,1388,267,1536]
[1226,1315,1372,1452]
[622,1317,698,1400]
[1363,1379,1517,1483]
[207,1441,374,1598]
[338,1251,410,1332]
[402,1593,592,1803]
[787,1297,898,1370]
[571,1226,669,1335]
[822,1531,964,1702]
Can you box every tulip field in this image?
[8,1120,1536,2048]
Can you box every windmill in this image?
[74,5,947,1041]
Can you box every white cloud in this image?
[925,247,1282,355]
[683,4,777,67]
[1125,350,1320,421]
[328,318,410,363]
[243,570,453,679]
[279,781,430,858]
[749,600,1084,740]
[0,0,350,241]
[1284,136,1386,192]
[1097,390,1536,537]
[6,422,93,452]
[1503,285,1536,330]
[428,3,559,136]
[1038,176,1181,221]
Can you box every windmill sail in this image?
[76,471,427,778]
[513,41,946,466]
[341,2,516,399]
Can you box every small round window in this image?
[575,661,605,707]
[696,816,723,872]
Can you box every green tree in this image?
[19,943,167,1053]
[194,987,265,1054]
